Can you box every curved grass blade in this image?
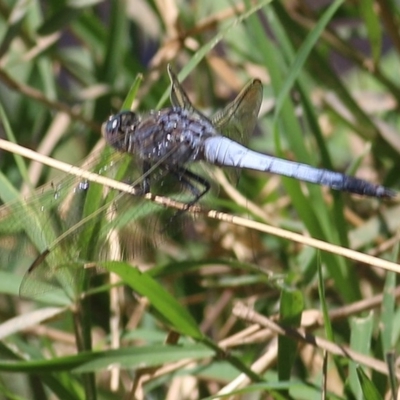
[101,260,203,339]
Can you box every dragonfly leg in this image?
[140,161,151,194]
[171,166,211,207]
[130,161,151,195]
[161,167,210,230]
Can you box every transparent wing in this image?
[168,64,263,145]
[167,64,219,125]
[211,79,263,147]
[11,143,205,299]
[1,179,89,300]
[168,64,195,111]
[0,148,119,299]
[209,79,263,183]
[0,146,141,297]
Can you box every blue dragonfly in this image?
[104,65,395,202]
[1,65,394,298]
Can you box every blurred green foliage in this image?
[0,0,399,399]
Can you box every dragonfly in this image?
[1,65,395,298]
[104,65,395,201]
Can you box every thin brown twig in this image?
[375,0,400,56]
[233,302,400,380]
[306,286,400,329]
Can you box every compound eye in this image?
[107,115,120,134]
[102,111,138,149]
[101,114,122,148]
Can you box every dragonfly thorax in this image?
[106,108,217,166]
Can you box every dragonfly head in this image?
[102,111,139,151]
